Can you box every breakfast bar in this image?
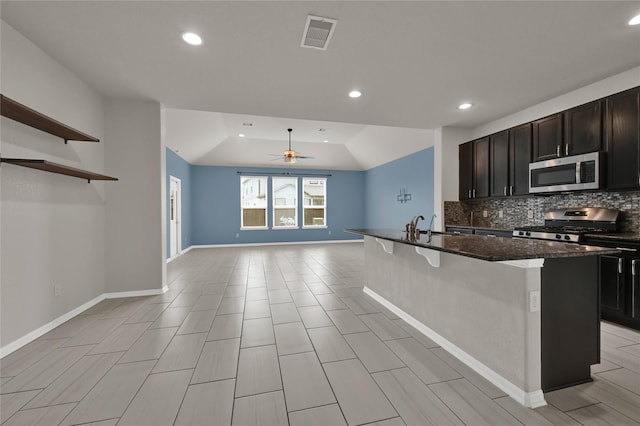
[347,229,619,408]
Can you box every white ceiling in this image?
[2,1,640,170]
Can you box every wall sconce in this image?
[397,187,411,203]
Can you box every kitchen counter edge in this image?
[345,228,620,262]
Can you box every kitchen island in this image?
[346,229,619,408]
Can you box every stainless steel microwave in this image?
[529,152,604,194]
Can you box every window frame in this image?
[272,176,299,229]
[302,177,327,229]
[240,176,268,230]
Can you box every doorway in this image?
[170,176,182,258]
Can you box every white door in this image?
[170,176,181,257]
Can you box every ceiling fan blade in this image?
[266,128,315,162]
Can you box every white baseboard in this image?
[1,286,168,359]
[192,239,364,249]
[363,286,547,408]
[0,294,105,358]
[104,287,167,299]
[166,246,194,263]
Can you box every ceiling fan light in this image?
[284,151,297,164]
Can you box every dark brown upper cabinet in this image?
[490,130,509,197]
[565,100,603,156]
[510,123,533,196]
[459,137,490,200]
[532,113,563,162]
[474,137,490,199]
[460,85,639,198]
[459,141,474,200]
[490,124,532,197]
[605,87,640,190]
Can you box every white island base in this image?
[362,235,599,408]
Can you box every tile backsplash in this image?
[445,190,640,232]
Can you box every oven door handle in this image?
[576,161,581,184]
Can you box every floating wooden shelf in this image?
[1,158,118,183]
[1,94,99,143]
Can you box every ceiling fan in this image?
[271,128,314,164]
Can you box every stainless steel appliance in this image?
[513,207,619,243]
[529,152,604,194]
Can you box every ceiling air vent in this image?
[301,15,337,50]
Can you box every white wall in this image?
[104,100,166,294]
[471,66,640,140]
[434,127,472,230]
[1,21,106,348]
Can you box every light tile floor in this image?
[2,243,640,425]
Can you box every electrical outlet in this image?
[328,230,331,235]
[483,210,488,218]
[236,233,239,238]
[527,209,534,219]
[499,210,504,218]
[54,285,62,296]
[529,290,540,312]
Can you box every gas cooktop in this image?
[513,207,620,244]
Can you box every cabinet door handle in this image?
[472,189,476,198]
[504,186,507,196]
[510,185,513,196]
[468,189,472,198]
[633,260,637,317]
[565,144,569,156]
[619,258,623,274]
[556,145,561,157]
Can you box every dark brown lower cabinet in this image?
[600,253,640,330]
[541,256,600,391]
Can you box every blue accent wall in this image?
[165,146,435,256]
[364,147,434,229]
[191,166,365,245]
[166,148,192,257]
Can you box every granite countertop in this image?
[346,228,620,262]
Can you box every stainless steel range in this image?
[513,207,620,243]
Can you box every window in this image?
[241,176,267,229]
[303,178,326,227]
[272,177,298,228]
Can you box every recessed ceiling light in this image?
[458,102,473,110]
[629,14,640,25]
[182,32,202,46]
[323,140,329,143]
[238,133,245,137]
[349,90,362,98]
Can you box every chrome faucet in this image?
[405,215,424,240]
[427,214,437,242]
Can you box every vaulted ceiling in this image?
[2,1,640,170]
